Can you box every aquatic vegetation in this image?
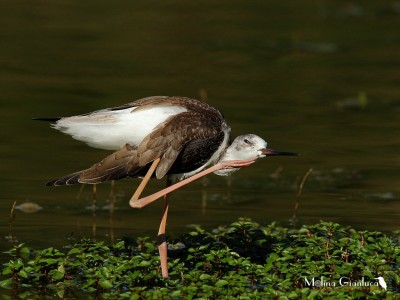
[1,219,399,299]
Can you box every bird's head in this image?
[225,134,297,160]
[214,134,297,176]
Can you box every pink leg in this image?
[129,158,161,207]
[131,158,257,208]
[157,177,172,278]
[128,158,171,277]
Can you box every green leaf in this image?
[2,267,12,275]
[82,278,96,288]
[58,264,65,273]
[100,267,109,278]
[99,279,113,289]
[19,247,30,258]
[199,274,211,280]
[67,248,81,255]
[18,269,28,279]
[171,290,181,297]
[114,241,125,249]
[215,279,229,287]
[13,259,24,269]
[0,278,13,289]
[138,260,151,267]
[43,258,58,265]
[51,270,65,281]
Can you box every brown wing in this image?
[46,144,142,186]
[137,110,225,179]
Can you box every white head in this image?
[223,134,268,161]
[214,134,297,176]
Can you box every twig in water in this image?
[292,168,313,226]
[76,184,85,200]
[297,168,313,197]
[8,201,17,241]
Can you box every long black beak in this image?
[261,148,298,156]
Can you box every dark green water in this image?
[1,1,399,258]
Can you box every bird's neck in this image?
[213,144,241,177]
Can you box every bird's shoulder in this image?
[109,96,223,117]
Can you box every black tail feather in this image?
[32,117,61,122]
[46,171,83,186]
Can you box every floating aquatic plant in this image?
[1,219,399,299]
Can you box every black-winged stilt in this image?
[37,96,297,277]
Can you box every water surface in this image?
[1,1,399,258]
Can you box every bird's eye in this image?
[244,138,251,145]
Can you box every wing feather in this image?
[47,144,142,186]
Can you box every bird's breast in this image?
[171,125,230,180]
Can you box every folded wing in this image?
[47,97,228,186]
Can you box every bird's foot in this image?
[220,157,258,168]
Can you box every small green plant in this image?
[1,219,399,299]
